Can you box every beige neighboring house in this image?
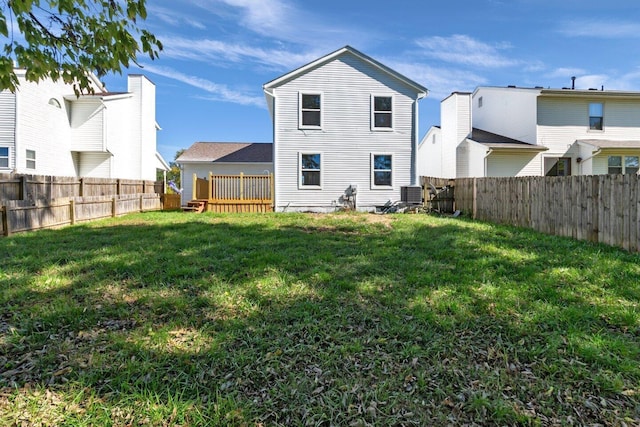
[176,142,273,205]
[420,86,640,178]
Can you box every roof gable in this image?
[263,45,428,96]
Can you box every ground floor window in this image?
[608,155,639,175]
[0,147,8,168]
[372,153,392,187]
[26,149,36,169]
[300,153,321,187]
[544,157,571,176]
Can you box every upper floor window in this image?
[26,149,36,169]
[299,93,322,128]
[589,102,603,130]
[372,95,393,130]
[0,147,9,168]
[371,153,392,187]
[478,96,483,108]
[608,155,639,175]
[300,153,321,188]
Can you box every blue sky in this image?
[101,0,640,163]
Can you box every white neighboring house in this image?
[420,86,640,178]
[176,142,273,205]
[0,69,168,180]
[263,46,428,212]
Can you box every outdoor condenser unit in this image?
[400,186,422,205]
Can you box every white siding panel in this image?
[418,127,442,177]
[487,153,540,177]
[0,91,16,170]
[79,152,111,177]
[71,101,105,151]
[538,97,640,158]
[273,53,420,211]
[473,87,539,144]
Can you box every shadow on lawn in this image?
[0,213,638,425]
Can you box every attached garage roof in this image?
[470,128,548,151]
[577,139,640,150]
[177,142,273,163]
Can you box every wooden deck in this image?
[191,173,274,213]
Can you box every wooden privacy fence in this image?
[1,194,162,236]
[0,173,162,201]
[437,175,640,253]
[192,173,274,213]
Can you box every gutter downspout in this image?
[412,92,427,186]
[484,148,493,177]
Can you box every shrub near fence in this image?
[449,175,640,253]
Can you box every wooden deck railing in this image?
[191,173,274,212]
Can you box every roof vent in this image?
[571,76,576,90]
[507,85,516,88]
[588,88,598,91]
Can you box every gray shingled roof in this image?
[177,142,273,163]
[470,128,548,151]
[577,139,640,149]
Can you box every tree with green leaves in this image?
[0,0,162,94]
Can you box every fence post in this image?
[140,195,144,212]
[209,171,213,200]
[472,178,477,219]
[69,200,75,225]
[1,206,9,236]
[20,175,27,200]
[270,173,275,208]
[112,197,117,217]
[192,173,197,200]
[240,173,244,200]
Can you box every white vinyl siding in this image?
[78,152,111,177]
[70,101,105,152]
[486,153,541,177]
[272,53,417,211]
[0,91,16,167]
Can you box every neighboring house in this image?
[176,142,273,205]
[0,69,168,180]
[420,86,640,178]
[263,46,428,212]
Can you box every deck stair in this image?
[182,200,207,213]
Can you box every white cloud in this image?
[545,67,587,79]
[560,20,640,38]
[390,61,488,100]
[415,35,519,68]
[148,5,206,30]
[158,36,320,71]
[141,64,264,107]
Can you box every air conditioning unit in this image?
[401,186,422,205]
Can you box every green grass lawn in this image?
[0,211,638,426]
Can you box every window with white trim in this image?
[371,154,392,187]
[589,102,603,130]
[300,153,321,187]
[372,95,393,130]
[26,149,36,169]
[299,93,321,128]
[0,147,8,168]
[608,155,639,174]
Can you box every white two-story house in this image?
[263,46,428,212]
[420,85,640,178]
[0,70,168,180]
